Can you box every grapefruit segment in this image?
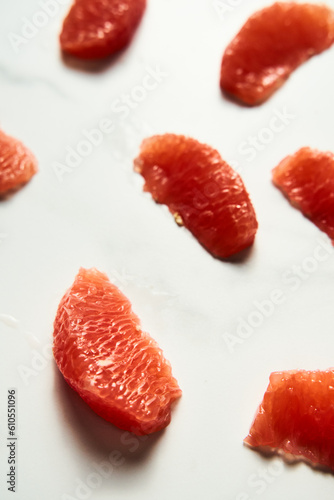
[0,130,37,196]
[245,369,334,471]
[60,0,146,59]
[220,2,334,105]
[134,134,258,259]
[272,147,334,243]
[53,268,181,435]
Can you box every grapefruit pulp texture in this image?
[0,130,37,196]
[245,369,334,471]
[220,2,334,105]
[134,134,258,259]
[272,147,334,243]
[53,268,181,435]
[60,0,147,59]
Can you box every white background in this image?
[1,0,334,498]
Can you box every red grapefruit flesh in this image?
[53,268,181,435]
[60,0,146,59]
[245,369,334,471]
[0,130,37,196]
[272,147,334,243]
[134,134,258,259]
[220,2,334,105]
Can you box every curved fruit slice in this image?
[60,0,147,59]
[134,134,258,259]
[272,147,334,242]
[245,369,334,471]
[0,130,37,196]
[53,268,181,435]
[220,2,334,105]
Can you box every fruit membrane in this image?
[134,134,258,259]
[220,2,334,105]
[272,147,334,243]
[245,369,334,471]
[53,268,181,435]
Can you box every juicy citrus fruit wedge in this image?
[220,2,334,105]
[245,369,334,471]
[60,0,146,59]
[0,130,37,196]
[53,268,181,435]
[272,147,334,243]
[134,134,258,259]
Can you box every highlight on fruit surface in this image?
[0,129,38,196]
[53,268,181,436]
[220,2,334,105]
[272,147,334,243]
[134,134,258,259]
[60,0,147,59]
[244,369,334,472]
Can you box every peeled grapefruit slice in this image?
[60,0,146,59]
[53,268,181,435]
[134,134,258,259]
[0,130,37,196]
[245,369,334,471]
[220,2,334,105]
[272,147,334,243]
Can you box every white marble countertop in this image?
[1,0,334,499]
